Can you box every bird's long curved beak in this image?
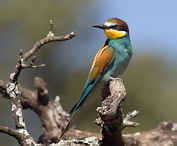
[93,24,107,30]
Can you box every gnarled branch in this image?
[96,78,139,146]
[0,20,76,146]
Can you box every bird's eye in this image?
[113,25,119,29]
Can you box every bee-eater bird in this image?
[60,17,133,138]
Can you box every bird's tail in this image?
[60,76,101,138]
[60,107,82,138]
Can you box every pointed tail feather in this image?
[61,76,101,138]
[60,107,82,138]
[61,85,94,138]
[69,78,99,114]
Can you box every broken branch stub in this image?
[97,78,126,130]
[96,78,139,146]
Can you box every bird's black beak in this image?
[93,24,107,30]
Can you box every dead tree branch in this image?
[10,20,76,83]
[19,77,70,144]
[96,78,139,146]
[123,121,177,145]
[18,76,100,144]
[0,20,76,146]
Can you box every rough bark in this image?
[96,78,139,146]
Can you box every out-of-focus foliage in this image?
[0,0,177,146]
[122,56,177,133]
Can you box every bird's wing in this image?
[60,43,115,138]
[70,43,115,114]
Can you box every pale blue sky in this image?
[96,0,177,57]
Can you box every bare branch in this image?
[0,125,21,139]
[23,22,76,61]
[10,21,76,83]
[0,20,76,145]
[123,110,139,128]
[123,121,177,145]
[49,20,53,33]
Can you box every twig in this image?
[49,20,53,33]
[23,20,76,61]
[123,110,139,128]
[0,125,22,140]
[10,20,76,83]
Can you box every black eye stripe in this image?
[108,25,118,29]
[108,25,127,32]
[119,26,127,31]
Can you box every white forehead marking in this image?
[104,22,116,27]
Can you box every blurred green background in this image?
[0,0,177,145]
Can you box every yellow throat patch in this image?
[104,29,126,39]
